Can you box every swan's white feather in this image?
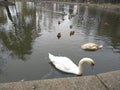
[49,53,79,74]
[81,43,103,50]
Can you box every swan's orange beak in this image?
[91,63,95,70]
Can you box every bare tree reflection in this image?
[5,6,13,22]
[0,1,41,60]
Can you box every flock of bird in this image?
[49,11,103,76]
[56,12,77,39]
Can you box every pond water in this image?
[0,1,120,83]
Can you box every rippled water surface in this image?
[0,1,120,83]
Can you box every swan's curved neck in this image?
[78,58,91,75]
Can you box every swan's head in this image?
[80,58,95,70]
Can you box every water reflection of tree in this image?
[69,5,74,14]
[0,7,7,24]
[0,1,41,60]
[97,10,120,53]
[77,6,97,34]
[5,6,13,22]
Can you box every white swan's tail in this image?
[48,53,55,62]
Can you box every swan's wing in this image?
[49,53,74,64]
[49,54,79,74]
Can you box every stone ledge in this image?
[97,70,120,90]
[0,70,120,90]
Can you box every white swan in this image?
[81,43,103,51]
[48,53,95,75]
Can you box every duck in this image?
[57,33,61,39]
[48,53,95,75]
[70,25,73,29]
[81,43,103,51]
[70,31,75,36]
[58,21,61,24]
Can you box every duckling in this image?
[70,31,75,36]
[57,33,61,39]
[81,43,103,51]
[70,25,73,29]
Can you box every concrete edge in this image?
[0,70,119,90]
